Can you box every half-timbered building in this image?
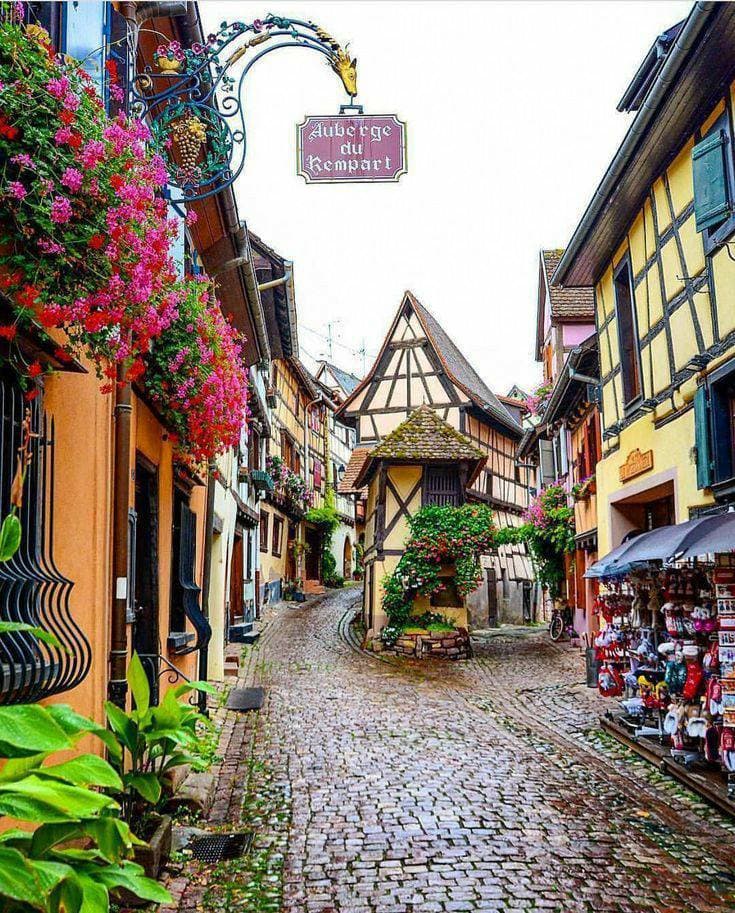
[338,291,534,631]
[553,4,735,560]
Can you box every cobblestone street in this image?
[178,587,735,913]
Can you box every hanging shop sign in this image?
[619,448,654,483]
[297,113,407,184]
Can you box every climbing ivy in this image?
[381,504,497,635]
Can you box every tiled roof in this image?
[407,293,521,434]
[541,250,595,319]
[321,361,360,395]
[338,447,372,494]
[370,405,485,463]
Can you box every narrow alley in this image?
[172,588,735,913]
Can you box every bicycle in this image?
[549,604,577,642]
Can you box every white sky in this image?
[202,0,691,392]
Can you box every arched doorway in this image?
[343,537,353,579]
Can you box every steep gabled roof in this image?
[338,446,372,494]
[316,361,361,397]
[536,249,595,360]
[355,406,485,488]
[339,292,519,435]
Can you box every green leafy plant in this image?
[0,702,170,912]
[381,504,497,634]
[499,483,574,595]
[104,653,216,832]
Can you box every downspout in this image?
[109,0,139,708]
[198,458,217,713]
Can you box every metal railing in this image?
[0,376,91,703]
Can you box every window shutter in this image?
[694,385,713,489]
[65,2,106,93]
[539,439,555,486]
[693,130,730,232]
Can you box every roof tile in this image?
[541,250,595,319]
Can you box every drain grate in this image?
[189,832,253,863]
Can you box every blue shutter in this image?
[694,385,713,489]
[692,130,730,232]
[65,2,106,94]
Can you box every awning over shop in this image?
[585,511,735,578]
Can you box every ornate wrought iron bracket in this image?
[131,14,357,203]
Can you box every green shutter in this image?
[692,130,730,232]
[694,385,713,489]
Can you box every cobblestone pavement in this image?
[176,587,735,912]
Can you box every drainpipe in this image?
[109,0,139,707]
[198,458,217,713]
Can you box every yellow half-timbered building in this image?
[338,292,534,632]
[554,4,735,556]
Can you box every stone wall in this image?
[393,628,471,660]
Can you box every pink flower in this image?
[61,167,83,192]
[62,91,80,111]
[54,125,72,145]
[8,181,26,200]
[45,76,70,99]
[11,153,34,169]
[79,139,105,169]
[185,210,198,226]
[49,195,73,224]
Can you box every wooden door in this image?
[486,567,498,628]
[229,530,244,626]
[133,458,159,699]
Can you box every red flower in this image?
[38,308,59,328]
[15,284,40,309]
[105,59,119,80]
[109,174,124,191]
[88,233,106,250]
[0,270,22,290]
[59,109,75,125]
[0,115,18,140]
[126,359,145,382]
[68,131,82,149]
[27,361,43,378]
[0,325,17,340]
[24,388,40,402]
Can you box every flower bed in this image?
[266,454,313,512]
[0,17,247,461]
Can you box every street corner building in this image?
[337,291,535,640]
[0,3,269,725]
[553,2,735,560]
[518,249,600,638]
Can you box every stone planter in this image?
[393,628,471,660]
[115,813,172,907]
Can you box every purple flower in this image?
[11,153,35,169]
[50,195,72,224]
[8,181,26,200]
[61,167,83,192]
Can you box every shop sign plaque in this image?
[297,114,407,183]
[619,448,654,483]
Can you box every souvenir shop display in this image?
[594,558,735,788]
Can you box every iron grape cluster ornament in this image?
[131,15,360,203]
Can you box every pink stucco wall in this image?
[562,324,595,346]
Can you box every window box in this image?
[167,631,195,654]
[250,469,275,492]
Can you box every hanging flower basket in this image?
[0,18,248,462]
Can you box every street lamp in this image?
[131,14,358,203]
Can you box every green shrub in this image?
[104,653,216,832]
[0,703,170,912]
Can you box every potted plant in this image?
[104,654,216,880]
